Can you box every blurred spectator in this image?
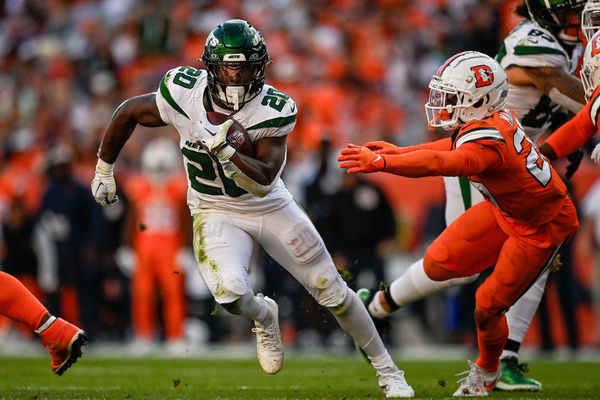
[120,138,189,354]
[38,143,101,335]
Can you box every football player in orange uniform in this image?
[539,29,600,163]
[338,51,579,397]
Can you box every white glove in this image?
[592,143,600,165]
[196,116,235,161]
[91,158,119,207]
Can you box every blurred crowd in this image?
[0,0,599,355]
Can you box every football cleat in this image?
[494,357,543,391]
[354,288,391,362]
[39,318,87,376]
[453,360,501,397]
[377,369,415,398]
[252,294,284,374]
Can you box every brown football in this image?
[206,112,255,157]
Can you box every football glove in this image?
[362,141,404,154]
[337,145,386,174]
[196,117,235,161]
[592,143,600,166]
[91,158,119,207]
[565,148,583,180]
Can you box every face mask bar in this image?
[582,7,600,41]
[206,60,266,110]
[425,77,461,130]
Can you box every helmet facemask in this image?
[581,31,600,99]
[527,0,585,45]
[205,58,267,111]
[582,0,600,41]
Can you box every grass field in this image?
[0,355,599,399]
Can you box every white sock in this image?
[387,259,478,308]
[238,291,270,326]
[331,289,393,371]
[504,270,549,345]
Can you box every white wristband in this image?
[216,144,236,161]
[96,158,114,174]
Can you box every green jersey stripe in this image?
[160,76,190,119]
[496,43,507,64]
[513,46,566,57]
[459,177,472,211]
[247,114,297,130]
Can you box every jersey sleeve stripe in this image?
[589,93,600,128]
[160,75,190,120]
[247,114,297,130]
[455,128,505,148]
[513,45,566,57]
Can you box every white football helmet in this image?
[581,30,600,98]
[141,138,181,183]
[582,0,600,41]
[425,51,509,131]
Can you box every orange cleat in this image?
[38,318,87,376]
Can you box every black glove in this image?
[565,148,583,180]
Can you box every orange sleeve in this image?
[401,137,453,154]
[545,106,597,159]
[383,142,501,177]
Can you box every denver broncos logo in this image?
[471,65,494,88]
[592,34,600,57]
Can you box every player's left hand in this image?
[565,148,583,180]
[592,143,600,166]
[337,144,386,174]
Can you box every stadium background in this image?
[0,0,598,358]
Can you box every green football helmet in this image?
[201,19,269,110]
[525,0,586,44]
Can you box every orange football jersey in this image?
[452,108,568,227]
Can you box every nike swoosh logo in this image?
[204,127,216,136]
[373,155,382,163]
[290,104,296,113]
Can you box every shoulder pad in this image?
[240,85,298,135]
[158,66,206,120]
[509,21,567,58]
[454,120,505,149]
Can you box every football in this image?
[206,112,255,157]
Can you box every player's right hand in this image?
[592,143,600,166]
[91,158,119,207]
[338,144,386,174]
[363,141,405,155]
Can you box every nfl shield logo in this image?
[229,130,245,148]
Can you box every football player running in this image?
[355,0,587,392]
[338,51,579,397]
[90,19,413,398]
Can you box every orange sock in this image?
[475,313,508,372]
[0,272,48,331]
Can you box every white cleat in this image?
[252,294,284,374]
[377,369,415,398]
[453,360,501,397]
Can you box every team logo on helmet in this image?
[592,34,600,57]
[471,65,494,88]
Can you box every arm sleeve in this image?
[545,106,597,159]
[384,142,501,177]
[399,137,453,154]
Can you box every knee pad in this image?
[328,286,354,315]
[309,266,349,309]
[212,273,247,305]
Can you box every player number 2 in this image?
[182,147,247,197]
[512,125,551,187]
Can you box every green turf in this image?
[0,356,598,399]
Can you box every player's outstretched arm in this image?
[92,93,167,207]
[364,138,452,154]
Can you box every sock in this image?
[331,289,396,373]
[237,291,270,326]
[476,313,508,372]
[503,270,549,355]
[0,272,48,331]
[388,259,478,308]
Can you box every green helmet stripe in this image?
[247,114,297,130]
[160,76,190,119]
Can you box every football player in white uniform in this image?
[90,19,413,398]
[358,0,587,392]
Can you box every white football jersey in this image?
[497,20,583,140]
[155,66,296,214]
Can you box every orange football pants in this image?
[132,236,186,341]
[423,200,578,371]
